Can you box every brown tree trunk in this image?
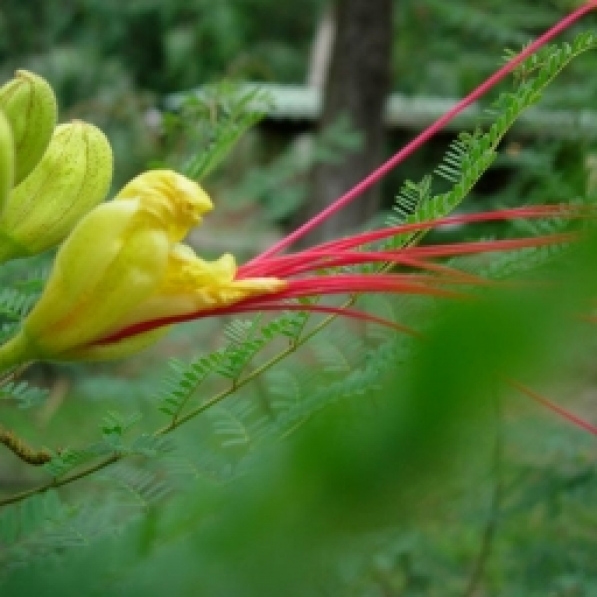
[301,0,393,245]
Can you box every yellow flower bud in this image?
[0,111,14,214]
[0,70,57,185]
[0,120,113,262]
[0,170,284,369]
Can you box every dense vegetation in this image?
[1,2,597,595]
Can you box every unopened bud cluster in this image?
[0,70,113,262]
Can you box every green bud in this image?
[0,111,14,213]
[0,70,57,186]
[0,121,113,261]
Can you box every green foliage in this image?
[162,96,362,224]
[388,30,597,250]
[161,84,271,181]
[1,23,597,597]
[0,381,48,410]
[0,0,326,189]
[0,0,324,92]
[229,114,363,223]
[395,0,597,102]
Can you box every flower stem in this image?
[0,333,33,375]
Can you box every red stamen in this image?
[199,302,421,337]
[96,296,420,345]
[293,207,583,256]
[240,250,489,283]
[506,378,597,435]
[239,232,575,280]
[250,1,597,262]
[274,275,467,301]
[97,271,465,345]
[398,233,576,259]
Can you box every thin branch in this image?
[0,454,120,507]
[157,299,350,435]
[0,424,52,465]
[0,300,353,507]
[463,390,503,597]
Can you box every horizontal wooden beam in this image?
[166,83,597,140]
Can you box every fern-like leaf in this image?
[0,381,48,409]
[387,34,597,247]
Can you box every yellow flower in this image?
[0,170,285,369]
